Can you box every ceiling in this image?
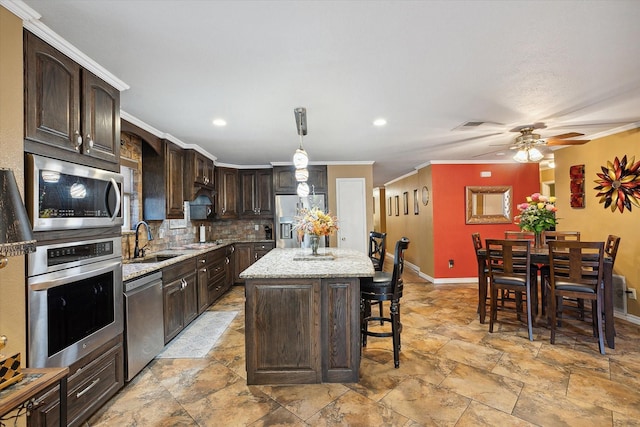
[16,0,640,186]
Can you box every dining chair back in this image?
[504,231,535,241]
[547,240,605,354]
[369,231,387,271]
[605,235,621,267]
[485,239,537,341]
[542,231,581,244]
[361,237,410,368]
[472,233,489,323]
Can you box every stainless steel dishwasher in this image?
[124,271,164,381]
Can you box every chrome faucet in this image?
[133,221,153,258]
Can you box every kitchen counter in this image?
[242,247,373,385]
[122,239,274,282]
[239,248,375,279]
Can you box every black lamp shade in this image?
[0,168,35,257]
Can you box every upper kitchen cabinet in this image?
[215,167,238,219]
[239,169,273,218]
[24,31,120,170]
[184,150,214,201]
[273,165,327,194]
[142,140,185,220]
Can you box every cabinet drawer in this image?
[66,343,123,426]
[163,258,196,283]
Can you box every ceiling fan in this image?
[507,126,590,162]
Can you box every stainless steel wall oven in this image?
[27,237,123,368]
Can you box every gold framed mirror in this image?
[465,186,512,224]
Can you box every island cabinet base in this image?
[245,277,361,385]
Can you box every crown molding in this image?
[2,0,129,91]
[120,111,217,161]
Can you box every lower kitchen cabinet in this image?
[197,245,235,314]
[234,242,274,283]
[163,259,198,344]
[28,335,124,427]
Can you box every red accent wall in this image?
[432,163,540,278]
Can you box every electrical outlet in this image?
[629,288,637,300]
[448,259,454,269]
[255,224,259,231]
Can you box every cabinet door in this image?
[239,170,256,216]
[273,166,296,193]
[81,70,120,163]
[183,271,198,326]
[254,242,274,263]
[225,246,235,288]
[197,257,209,314]
[24,31,81,152]
[234,244,253,283]
[166,143,185,219]
[163,279,185,343]
[256,169,273,217]
[216,167,238,219]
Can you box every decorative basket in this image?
[0,353,23,391]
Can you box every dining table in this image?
[476,246,616,349]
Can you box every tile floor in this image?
[87,268,640,426]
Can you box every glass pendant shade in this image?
[296,182,310,197]
[513,149,529,163]
[295,168,309,182]
[528,147,544,162]
[293,148,309,169]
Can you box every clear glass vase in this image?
[310,235,319,255]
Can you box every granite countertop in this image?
[122,239,274,282]
[239,248,375,279]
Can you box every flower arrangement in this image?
[294,207,339,236]
[514,193,558,233]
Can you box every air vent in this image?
[452,121,502,131]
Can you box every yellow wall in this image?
[372,187,386,233]
[384,169,433,274]
[327,164,374,249]
[554,129,640,316]
[0,6,27,361]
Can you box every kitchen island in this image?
[240,248,374,385]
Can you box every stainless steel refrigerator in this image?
[275,194,327,249]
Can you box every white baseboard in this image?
[615,311,640,325]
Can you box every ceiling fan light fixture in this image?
[528,147,544,162]
[513,149,529,163]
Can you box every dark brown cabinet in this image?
[239,169,273,218]
[142,140,185,220]
[24,31,120,168]
[273,165,327,194]
[162,259,198,344]
[234,242,274,283]
[28,335,124,427]
[185,150,215,200]
[196,246,234,314]
[215,167,238,219]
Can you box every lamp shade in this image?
[293,148,309,169]
[1,168,36,262]
[513,149,529,163]
[528,147,544,162]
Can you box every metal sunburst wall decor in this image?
[593,155,640,213]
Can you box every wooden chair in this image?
[369,231,387,322]
[540,231,581,316]
[504,231,538,312]
[546,240,605,354]
[486,239,537,341]
[472,233,489,323]
[361,237,410,368]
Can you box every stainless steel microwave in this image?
[26,154,123,231]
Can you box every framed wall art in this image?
[403,192,409,215]
[413,189,419,215]
[387,197,392,216]
[394,195,399,216]
[570,164,585,208]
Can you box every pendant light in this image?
[293,107,310,196]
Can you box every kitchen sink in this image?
[127,254,180,264]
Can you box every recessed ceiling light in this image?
[373,118,387,127]
[495,152,505,156]
[212,118,227,127]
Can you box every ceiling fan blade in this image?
[549,132,584,139]
[546,138,590,146]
